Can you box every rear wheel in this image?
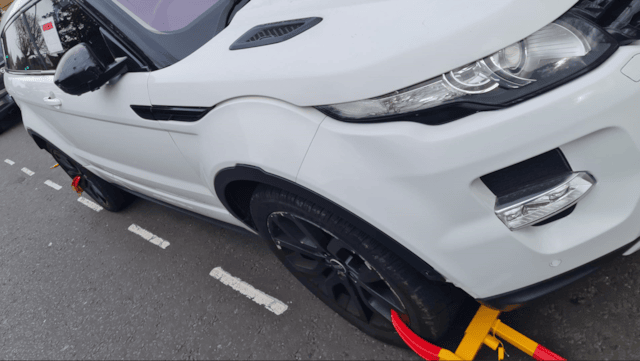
[49,147,134,212]
[250,185,464,347]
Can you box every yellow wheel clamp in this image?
[391,305,565,360]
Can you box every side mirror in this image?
[54,43,128,96]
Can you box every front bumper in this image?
[297,44,640,300]
[479,238,639,310]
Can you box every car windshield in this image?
[84,0,245,69]
[112,0,221,33]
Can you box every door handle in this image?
[43,97,62,107]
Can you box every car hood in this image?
[148,0,579,108]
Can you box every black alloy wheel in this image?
[82,174,111,207]
[267,211,407,329]
[250,185,464,347]
[51,148,81,178]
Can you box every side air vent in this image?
[247,23,303,42]
[230,17,322,50]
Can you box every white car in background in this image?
[3,0,640,347]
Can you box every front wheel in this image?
[250,185,464,347]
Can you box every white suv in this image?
[3,0,640,346]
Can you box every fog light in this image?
[494,172,596,231]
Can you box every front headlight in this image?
[316,12,618,125]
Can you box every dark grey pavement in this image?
[2,111,640,360]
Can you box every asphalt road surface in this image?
[2,111,640,360]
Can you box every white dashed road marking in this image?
[77,197,103,212]
[44,180,62,190]
[4,159,15,165]
[21,168,34,176]
[128,224,170,249]
[209,267,288,315]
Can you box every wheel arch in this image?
[27,129,50,150]
[214,164,446,283]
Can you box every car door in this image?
[2,0,211,207]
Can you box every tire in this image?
[249,184,464,347]
[49,147,134,212]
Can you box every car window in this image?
[2,0,114,73]
[17,5,55,71]
[3,13,30,71]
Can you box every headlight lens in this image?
[316,12,618,125]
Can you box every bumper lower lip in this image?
[478,237,640,311]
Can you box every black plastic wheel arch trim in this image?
[214,164,446,282]
[27,129,53,150]
[131,105,213,122]
[230,17,323,50]
[479,238,639,311]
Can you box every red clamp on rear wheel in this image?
[391,309,459,360]
[71,176,83,196]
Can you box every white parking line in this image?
[21,168,34,176]
[77,197,103,212]
[128,224,170,249]
[44,180,62,190]
[209,267,288,315]
[4,159,15,165]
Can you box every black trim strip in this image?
[131,105,213,122]
[479,238,640,311]
[130,105,155,120]
[113,185,254,236]
[214,165,446,282]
